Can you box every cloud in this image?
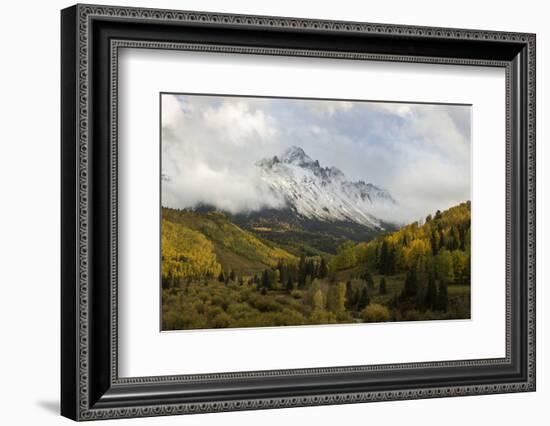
[161,95,285,213]
[383,150,470,224]
[201,100,278,145]
[306,100,354,117]
[161,94,471,223]
[406,105,470,162]
[365,102,413,118]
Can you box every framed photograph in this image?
[61,4,536,421]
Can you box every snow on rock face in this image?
[256,146,396,229]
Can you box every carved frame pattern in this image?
[61,4,536,421]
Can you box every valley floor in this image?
[162,273,471,331]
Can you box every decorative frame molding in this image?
[61,4,535,421]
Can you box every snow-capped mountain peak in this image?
[256,147,395,229]
[280,145,315,167]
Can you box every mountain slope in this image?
[256,146,395,229]
[162,207,296,275]
[228,146,397,255]
[161,219,222,285]
[330,201,471,276]
[232,207,392,256]
[173,146,399,256]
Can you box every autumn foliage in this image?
[161,202,471,330]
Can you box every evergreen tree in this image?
[345,280,354,310]
[401,266,418,298]
[353,288,361,311]
[298,254,306,288]
[164,271,175,289]
[436,280,448,312]
[387,246,396,274]
[364,270,375,289]
[357,287,370,310]
[305,259,315,278]
[430,230,440,255]
[261,269,270,290]
[287,263,297,285]
[379,241,396,275]
[379,241,390,274]
[279,262,287,285]
[459,225,467,251]
[450,226,461,251]
[436,249,454,284]
[267,269,278,290]
[218,271,225,283]
[424,274,437,310]
[286,275,293,293]
[318,257,328,278]
[379,277,387,295]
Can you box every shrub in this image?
[361,304,391,323]
[403,309,421,321]
[248,294,282,312]
[212,312,233,328]
[309,309,336,325]
[290,290,302,299]
[335,311,353,322]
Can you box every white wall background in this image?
[0,0,546,424]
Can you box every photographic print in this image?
[161,93,471,331]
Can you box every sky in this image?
[161,93,471,224]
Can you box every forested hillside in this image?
[162,208,296,286]
[162,220,222,287]
[161,202,471,330]
[330,201,471,313]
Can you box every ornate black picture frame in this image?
[61,4,536,421]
